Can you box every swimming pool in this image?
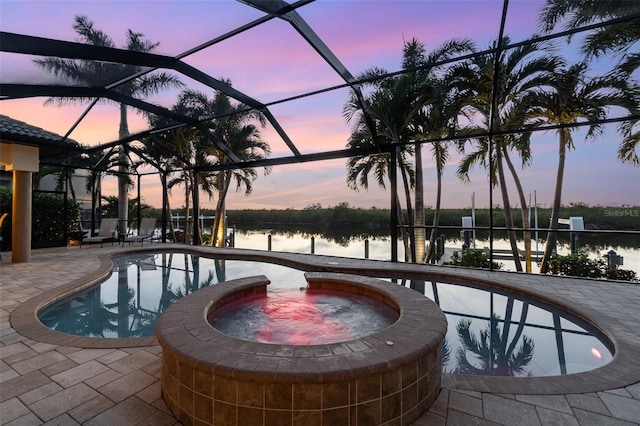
[37,251,613,377]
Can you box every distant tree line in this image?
[211,202,640,231]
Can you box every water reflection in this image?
[417,280,612,376]
[38,253,613,377]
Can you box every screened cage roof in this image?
[1,0,638,198]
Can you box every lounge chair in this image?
[122,217,157,247]
[80,218,118,248]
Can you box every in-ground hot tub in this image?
[156,272,447,426]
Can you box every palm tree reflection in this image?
[454,313,534,377]
[41,253,218,338]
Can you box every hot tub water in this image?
[209,287,398,345]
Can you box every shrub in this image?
[548,250,638,282]
[445,248,503,270]
[548,251,605,278]
[0,187,81,249]
[606,268,638,282]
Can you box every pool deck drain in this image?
[1,244,640,425]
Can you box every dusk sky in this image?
[1,0,638,211]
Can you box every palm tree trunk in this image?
[183,172,191,244]
[191,173,202,246]
[502,146,532,273]
[211,171,232,247]
[398,153,416,263]
[414,142,426,263]
[496,140,523,272]
[426,144,444,263]
[395,194,410,260]
[540,130,568,273]
[117,104,129,235]
[165,189,177,242]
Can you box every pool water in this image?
[209,288,398,345]
[38,252,614,377]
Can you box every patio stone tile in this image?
[455,389,483,399]
[55,346,81,357]
[565,393,611,416]
[135,381,162,404]
[0,369,19,383]
[0,342,33,358]
[41,413,81,425]
[482,393,541,426]
[50,360,110,388]
[2,348,38,365]
[535,406,580,426]
[449,390,483,417]
[40,359,78,377]
[83,396,159,426]
[410,411,446,426]
[0,370,51,402]
[96,370,157,403]
[427,388,449,417]
[138,409,181,426]
[494,393,515,400]
[446,409,500,426]
[144,345,162,356]
[573,408,639,426]
[26,342,58,354]
[95,349,129,365]
[106,350,158,375]
[515,394,573,414]
[29,382,99,421]
[9,351,68,375]
[84,369,123,390]
[151,397,173,415]
[0,397,31,424]
[598,391,640,423]
[4,412,43,426]
[18,382,63,405]
[67,348,117,364]
[605,388,633,398]
[67,395,115,424]
[626,382,640,399]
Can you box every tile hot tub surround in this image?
[156,272,447,426]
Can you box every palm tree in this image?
[164,127,202,243]
[526,62,636,273]
[345,118,415,260]
[344,72,421,261]
[539,0,640,61]
[539,0,640,166]
[34,15,182,234]
[171,88,271,247]
[453,37,561,272]
[402,38,475,263]
[347,38,474,264]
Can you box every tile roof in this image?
[0,114,81,159]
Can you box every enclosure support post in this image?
[161,172,168,243]
[192,171,200,245]
[136,174,141,231]
[390,147,398,263]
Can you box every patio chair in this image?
[80,218,118,248]
[122,217,157,247]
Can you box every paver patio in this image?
[1,244,639,425]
